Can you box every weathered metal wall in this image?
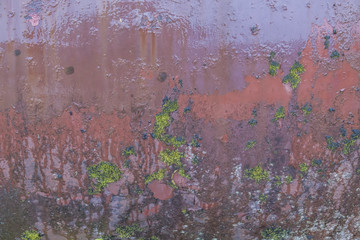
[1,0,360,239]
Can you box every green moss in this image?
[87,161,122,194]
[299,163,308,177]
[122,146,135,157]
[282,61,305,89]
[325,136,340,151]
[145,168,166,184]
[245,165,269,183]
[115,224,143,238]
[261,227,289,240]
[159,149,184,167]
[259,193,268,203]
[274,176,282,186]
[245,140,257,150]
[248,118,258,126]
[301,103,312,115]
[330,50,340,58]
[274,106,285,121]
[21,230,41,240]
[285,175,293,184]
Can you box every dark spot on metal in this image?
[157,72,167,82]
[65,66,74,75]
[250,24,260,35]
[14,49,21,56]
[340,125,347,137]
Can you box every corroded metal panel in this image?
[1,0,360,239]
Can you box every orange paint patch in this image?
[200,201,219,210]
[179,74,291,122]
[143,203,161,217]
[290,134,323,166]
[148,180,174,200]
[172,172,190,188]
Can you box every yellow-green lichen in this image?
[122,146,135,157]
[159,149,184,167]
[285,175,293,184]
[274,106,285,121]
[324,35,330,49]
[145,168,166,184]
[162,98,179,113]
[274,176,282,186]
[248,118,258,126]
[342,139,356,155]
[343,130,360,154]
[192,155,200,165]
[330,50,340,58]
[153,99,185,147]
[245,165,269,183]
[154,112,171,138]
[169,180,179,189]
[149,237,160,240]
[245,140,257,150]
[21,230,41,240]
[261,227,289,240]
[301,103,312,115]
[299,163,308,177]
[269,51,280,76]
[87,161,122,194]
[259,193,268,203]
[115,224,143,239]
[182,208,187,214]
[282,61,305,89]
[325,136,340,151]
[191,137,201,148]
[178,168,191,179]
[160,135,186,147]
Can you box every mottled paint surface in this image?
[1,0,360,239]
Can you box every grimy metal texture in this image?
[1,0,360,239]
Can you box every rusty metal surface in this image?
[1,0,360,239]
